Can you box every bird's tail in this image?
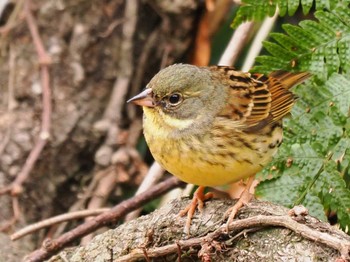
[268,71,311,90]
[253,71,310,124]
[254,71,311,90]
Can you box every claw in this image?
[225,176,255,232]
[179,186,213,234]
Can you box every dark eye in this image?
[168,93,182,105]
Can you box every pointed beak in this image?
[127,88,155,107]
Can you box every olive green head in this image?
[145,64,227,120]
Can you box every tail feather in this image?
[268,71,311,90]
[253,71,310,124]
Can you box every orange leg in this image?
[179,186,213,234]
[225,176,255,230]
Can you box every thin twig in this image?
[102,0,138,124]
[0,0,24,37]
[11,208,110,241]
[24,177,185,262]
[94,0,138,165]
[0,197,20,231]
[80,168,119,244]
[98,18,125,38]
[0,46,16,157]
[0,0,52,197]
[125,162,164,221]
[52,168,113,238]
[218,21,255,66]
[116,214,350,262]
[128,27,160,116]
[241,9,279,71]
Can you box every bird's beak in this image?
[127,88,155,107]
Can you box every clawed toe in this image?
[178,186,213,234]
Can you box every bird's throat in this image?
[143,107,195,135]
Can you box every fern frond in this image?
[256,74,350,232]
[231,0,350,28]
[253,8,350,78]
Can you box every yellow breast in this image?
[143,108,282,187]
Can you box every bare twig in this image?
[0,46,16,157]
[0,0,52,197]
[0,0,9,17]
[11,208,110,241]
[98,18,125,38]
[24,177,185,262]
[125,162,164,221]
[52,169,112,238]
[0,197,20,231]
[80,168,119,244]
[218,21,255,66]
[129,27,160,104]
[102,0,138,125]
[116,214,350,262]
[241,9,279,71]
[0,0,24,38]
[94,0,138,164]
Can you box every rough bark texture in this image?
[48,199,350,261]
[0,0,201,260]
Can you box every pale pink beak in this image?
[127,88,155,107]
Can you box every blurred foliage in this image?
[230,0,350,232]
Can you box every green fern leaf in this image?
[269,32,309,54]
[303,192,328,221]
[301,0,314,14]
[257,74,350,232]
[333,4,350,24]
[315,9,350,33]
[231,0,277,28]
[299,20,334,44]
[253,9,350,77]
[337,36,350,72]
[262,41,297,60]
[287,0,300,15]
[316,164,350,230]
[231,0,347,28]
[315,0,331,9]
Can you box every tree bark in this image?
[0,0,201,260]
[48,199,350,261]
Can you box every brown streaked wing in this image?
[244,80,272,126]
[254,71,310,123]
[211,66,255,122]
[211,66,273,128]
[211,67,310,131]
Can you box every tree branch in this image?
[24,177,185,262]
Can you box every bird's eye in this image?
[168,93,182,105]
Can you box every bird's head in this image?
[128,64,227,131]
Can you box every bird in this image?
[128,64,310,234]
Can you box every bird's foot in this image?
[225,176,255,231]
[179,186,213,235]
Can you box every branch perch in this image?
[48,199,350,262]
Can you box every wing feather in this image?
[210,66,310,131]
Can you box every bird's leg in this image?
[225,176,255,230]
[179,186,213,234]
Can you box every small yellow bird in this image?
[128,64,309,233]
